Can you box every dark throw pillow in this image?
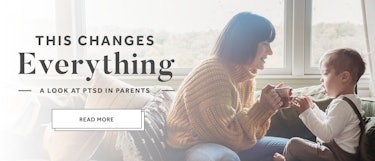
[360,117,375,161]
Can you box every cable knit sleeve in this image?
[183,68,276,152]
[166,58,277,152]
[240,101,277,139]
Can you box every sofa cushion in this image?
[360,117,375,161]
[361,100,375,117]
[85,70,153,109]
[267,106,314,140]
[117,86,177,161]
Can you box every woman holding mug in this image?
[167,12,288,161]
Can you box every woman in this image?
[166,12,288,161]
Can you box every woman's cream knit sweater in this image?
[166,57,276,152]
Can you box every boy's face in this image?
[320,63,343,98]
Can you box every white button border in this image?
[51,109,145,131]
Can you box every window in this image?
[306,0,367,74]
[67,0,368,80]
[4,0,369,94]
[84,0,285,75]
[4,0,56,77]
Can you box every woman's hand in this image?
[259,84,283,111]
[291,96,314,114]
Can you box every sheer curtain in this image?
[362,0,375,98]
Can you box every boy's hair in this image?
[320,48,366,84]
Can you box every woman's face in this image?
[248,41,273,70]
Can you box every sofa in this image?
[2,72,374,161]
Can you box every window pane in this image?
[310,0,367,68]
[85,0,285,69]
[4,0,56,77]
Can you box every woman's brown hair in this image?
[212,12,275,65]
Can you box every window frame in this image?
[259,0,292,75]
[302,0,368,75]
[10,0,369,98]
[56,0,370,87]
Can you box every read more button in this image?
[51,109,144,130]
[79,116,114,122]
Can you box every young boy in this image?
[273,48,366,161]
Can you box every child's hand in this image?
[291,96,314,114]
[304,96,315,109]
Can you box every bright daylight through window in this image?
[84,0,285,72]
[308,0,367,74]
